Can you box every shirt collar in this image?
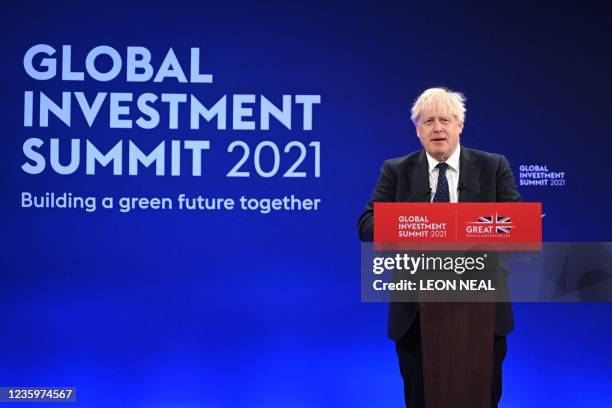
[425,144,461,173]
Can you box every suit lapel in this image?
[458,146,481,202]
[406,150,431,202]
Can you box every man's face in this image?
[416,111,463,161]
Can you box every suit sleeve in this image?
[496,155,521,203]
[495,155,521,277]
[358,161,397,242]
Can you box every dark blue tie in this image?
[433,163,450,202]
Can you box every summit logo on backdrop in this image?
[518,164,566,187]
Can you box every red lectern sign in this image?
[374,202,542,251]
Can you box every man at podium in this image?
[358,87,520,407]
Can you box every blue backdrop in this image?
[2,1,611,407]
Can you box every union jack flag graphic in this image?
[469,213,514,234]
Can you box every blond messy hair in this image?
[410,87,466,125]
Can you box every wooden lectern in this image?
[372,202,542,407]
[418,299,496,408]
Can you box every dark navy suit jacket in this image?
[358,146,520,340]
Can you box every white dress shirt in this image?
[426,145,461,203]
